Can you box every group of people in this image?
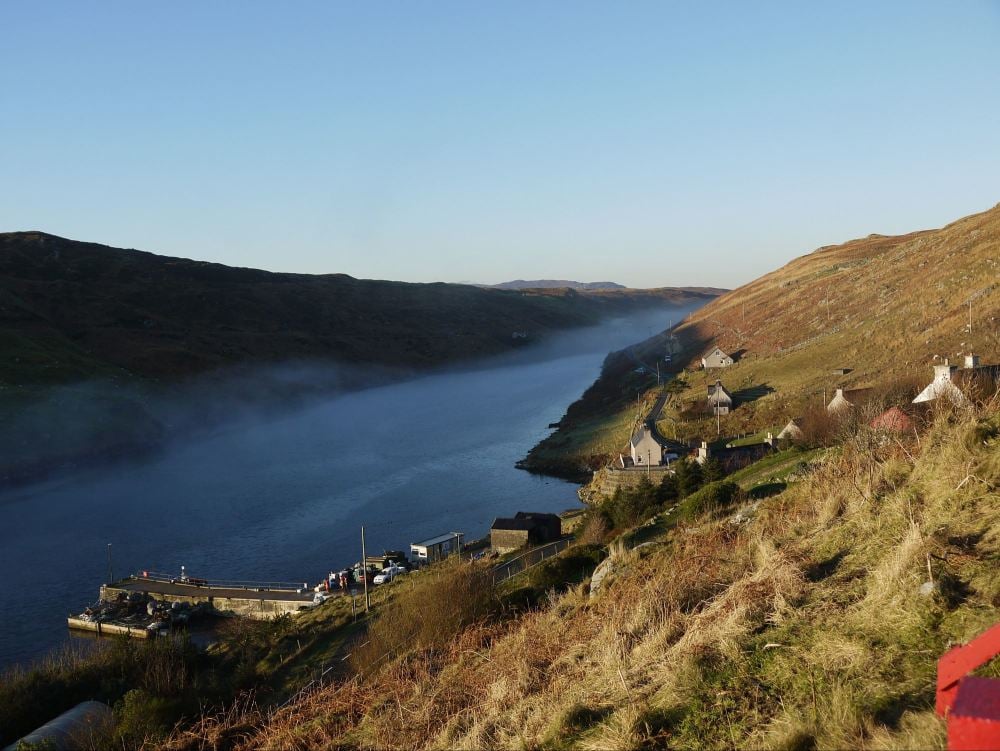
[325,570,352,591]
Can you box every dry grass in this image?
[165,404,1000,750]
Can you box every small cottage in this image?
[410,533,464,564]
[490,512,562,553]
[707,380,734,415]
[695,438,774,472]
[913,356,1000,406]
[777,418,804,441]
[630,426,663,466]
[827,387,873,413]
[701,347,734,369]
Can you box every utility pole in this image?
[360,526,370,612]
[107,543,113,585]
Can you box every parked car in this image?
[373,565,407,585]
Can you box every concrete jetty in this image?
[101,576,316,619]
[66,616,153,639]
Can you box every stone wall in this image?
[491,528,530,554]
[579,465,673,504]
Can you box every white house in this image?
[913,361,965,405]
[701,347,734,369]
[410,532,464,564]
[630,426,663,466]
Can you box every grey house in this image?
[701,347,734,369]
[707,380,734,415]
[630,426,663,466]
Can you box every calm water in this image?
[0,307,695,668]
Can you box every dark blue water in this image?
[0,307,696,667]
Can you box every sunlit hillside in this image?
[526,203,1000,476]
[162,402,1000,751]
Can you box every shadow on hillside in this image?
[748,481,786,500]
[733,383,775,403]
[806,550,847,582]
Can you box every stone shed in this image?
[490,512,562,554]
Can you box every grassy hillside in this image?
[139,401,1000,750]
[0,232,720,387]
[526,202,1000,476]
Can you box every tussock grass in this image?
[165,404,999,750]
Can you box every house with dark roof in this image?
[913,355,1000,406]
[490,512,562,553]
[694,439,774,473]
[827,387,874,413]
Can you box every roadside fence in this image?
[130,571,307,591]
[490,537,572,583]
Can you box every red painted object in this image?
[938,623,1000,715]
[937,622,1000,750]
[949,677,1000,751]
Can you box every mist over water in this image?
[0,306,697,667]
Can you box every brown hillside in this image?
[524,202,1000,477]
[671,204,999,382]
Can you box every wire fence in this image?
[269,538,580,709]
[490,537,572,583]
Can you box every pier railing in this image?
[491,537,572,583]
[128,571,307,591]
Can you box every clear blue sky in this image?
[2,2,999,288]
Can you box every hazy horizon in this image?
[3,2,999,289]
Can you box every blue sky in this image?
[2,2,999,288]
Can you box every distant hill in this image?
[0,232,723,387]
[493,280,626,290]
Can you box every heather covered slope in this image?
[164,404,1000,750]
[0,231,720,387]
[672,205,998,375]
[526,203,1000,476]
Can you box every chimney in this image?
[834,388,844,398]
[696,441,710,464]
[934,362,957,381]
[766,431,775,446]
[965,353,980,369]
